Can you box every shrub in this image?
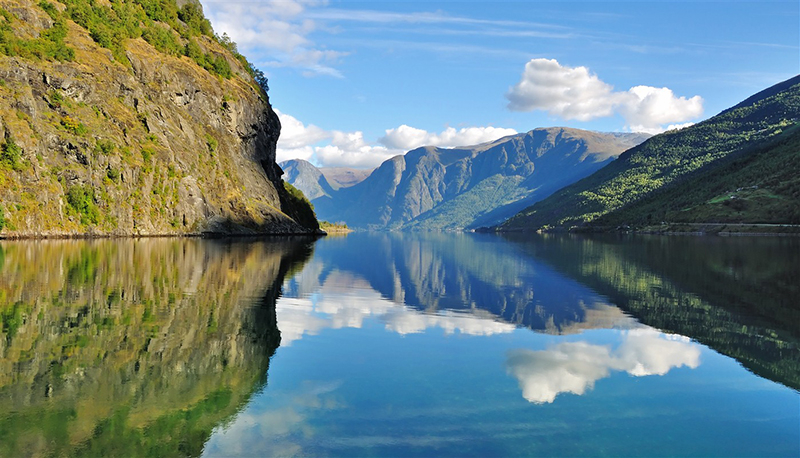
[177,3,212,36]
[61,116,88,135]
[205,134,217,154]
[106,167,120,182]
[65,185,100,225]
[95,139,115,155]
[142,24,182,55]
[0,136,23,170]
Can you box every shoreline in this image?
[0,230,327,241]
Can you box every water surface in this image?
[0,233,798,456]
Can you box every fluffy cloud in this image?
[506,58,703,133]
[200,1,345,77]
[275,110,395,168]
[380,125,517,150]
[276,111,516,169]
[506,329,701,404]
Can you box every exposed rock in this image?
[0,0,319,237]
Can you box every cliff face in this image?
[0,0,318,236]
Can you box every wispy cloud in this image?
[305,8,570,30]
[200,0,345,77]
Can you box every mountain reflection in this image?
[502,234,800,391]
[283,232,639,336]
[0,238,313,457]
[506,329,701,403]
[286,232,800,392]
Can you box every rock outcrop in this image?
[0,0,318,236]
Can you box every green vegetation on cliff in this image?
[501,75,800,231]
[2,0,260,83]
[0,0,316,236]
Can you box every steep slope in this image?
[594,125,800,227]
[500,75,800,231]
[311,128,649,230]
[0,0,318,236]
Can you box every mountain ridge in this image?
[285,127,650,231]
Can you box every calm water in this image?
[0,233,798,457]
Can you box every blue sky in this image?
[200,1,799,168]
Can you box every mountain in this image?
[499,75,800,231]
[320,166,372,189]
[0,0,318,236]
[593,125,800,227]
[280,159,337,201]
[295,128,649,230]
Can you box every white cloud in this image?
[380,125,518,151]
[275,110,395,168]
[276,111,516,169]
[506,329,701,404]
[506,58,704,133]
[200,0,344,77]
[620,86,703,134]
[275,109,328,149]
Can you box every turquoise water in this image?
[0,233,797,456]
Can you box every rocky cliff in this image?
[0,0,318,236]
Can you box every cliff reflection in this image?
[0,237,313,457]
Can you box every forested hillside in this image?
[500,75,800,231]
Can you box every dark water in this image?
[0,233,798,457]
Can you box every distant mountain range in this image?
[499,75,800,231]
[282,128,649,230]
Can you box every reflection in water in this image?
[277,279,516,346]
[506,329,701,403]
[202,380,344,457]
[3,232,798,457]
[504,234,800,391]
[285,233,640,336]
[0,238,313,457]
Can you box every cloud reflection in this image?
[201,381,343,457]
[277,288,515,346]
[506,329,700,404]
